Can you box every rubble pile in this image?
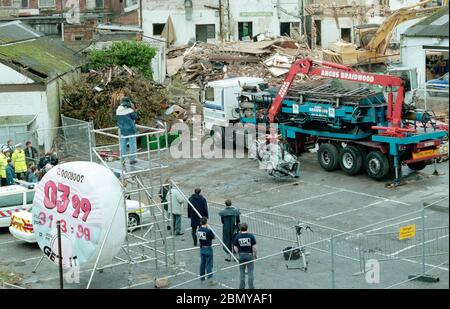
[167,37,317,87]
[61,65,169,129]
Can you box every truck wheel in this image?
[318,143,340,171]
[212,126,225,149]
[339,146,363,176]
[407,161,427,171]
[365,151,390,180]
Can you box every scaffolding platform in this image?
[106,159,169,178]
[87,124,175,288]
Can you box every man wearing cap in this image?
[0,148,10,186]
[12,144,27,180]
[5,140,14,154]
[116,96,138,164]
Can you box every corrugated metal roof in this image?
[0,21,42,43]
[0,22,81,81]
[403,6,449,38]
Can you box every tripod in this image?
[286,224,312,271]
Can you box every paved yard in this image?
[0,152,448,289]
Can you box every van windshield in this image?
[0,193,23,209]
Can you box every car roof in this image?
[0,184,34,196]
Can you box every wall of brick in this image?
[111,9,138,25]
[64,21,94,41]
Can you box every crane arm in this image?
[267,58,408,136]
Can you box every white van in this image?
[0,184,35,228]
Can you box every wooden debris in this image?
[61,65,169,130]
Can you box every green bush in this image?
[87,41,156,79]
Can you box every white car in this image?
[0,184,35,228]
[9,199,151,243]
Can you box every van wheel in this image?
[318,143,340,171]
[339,146,364,176]
[366,151,390,180]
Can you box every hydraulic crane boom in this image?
[267,58,413,137]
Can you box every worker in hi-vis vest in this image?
[0,147,10,186]
[12,144,27,180]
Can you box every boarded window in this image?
[153,23,165,36]
[38,0,55,8]
[196,24,216,42]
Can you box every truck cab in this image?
[386,65,419,105]
[202,77,266,132]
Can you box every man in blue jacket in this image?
[188,188,209,246]
[116,96,138,164]
[6,159,15,186]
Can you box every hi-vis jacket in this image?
[12,149,27,173]
[0,153,7,179]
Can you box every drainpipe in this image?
[61,0,64,41]
[139,0,143,29]
[219,0,223,41]
[227,0,230,40]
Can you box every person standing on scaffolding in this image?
[219,199,240,262]
[116,96,138,165]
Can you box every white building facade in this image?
[400,6,449,86]
[141,0,425,49]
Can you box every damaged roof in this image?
[403,6,449,39]
[0,21,81,82]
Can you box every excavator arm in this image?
[267,58,412,137]
[367,0,440,57]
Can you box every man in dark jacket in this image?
[188,188,209,246]
[37,153,51,170]
[219,199,240,262]
[24,141,38,166]
[116,96,137,164]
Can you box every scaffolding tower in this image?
[89,124,175,287]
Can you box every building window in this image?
[95,0,103,9]
[0,0,12,7]
[21,0,28,8]
[280,22,299,37]
[38,0,55,8]
[196,24,216,42]
[127,0,138,6]
[238,22,253,41]
[153,23,165,36]
[341,28,351,43]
